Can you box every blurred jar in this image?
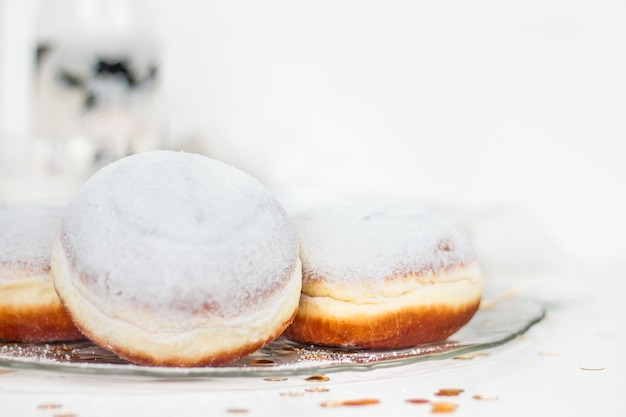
[34,0,165,175]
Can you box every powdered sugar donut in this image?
[284,201,483,348]
[0,203,83,342]
[51,151,301,367]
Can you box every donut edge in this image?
[51,234,303,367]
[0,278,84,343]
[284,262,483,348]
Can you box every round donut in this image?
[0,203,83,342]
[284,201,483,348]
[51,151,302,367]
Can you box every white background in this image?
[1,0,625,265]
[0,3,624,416]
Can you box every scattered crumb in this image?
[305,386,330,393]
[406,398,430,404]
[473,394,499,400]
[305,374,329,382]
[279,391,305,397]
[249,359,274,366]
[435,388,464,396]
[37,404,63,410]
[320,398,380,407]
[226,408,249,413]
[431,402,458,413]
[538,351,561,356]
[580,366,605,371]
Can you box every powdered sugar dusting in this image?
[58,151,298,320]
[0,203,64,279]
[292,202,475,283]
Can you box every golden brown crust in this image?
[288,203,484,349]
[95,308,299,367]
[284,262,483,348]
[284,297,481,348]
[0,280,84,343]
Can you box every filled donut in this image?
[284,201,483,348]
[51,151,302,367]
[0,203,83,342]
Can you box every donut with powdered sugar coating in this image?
[284,201,483,348]
[0,203,83,342]
[51,151,301,367]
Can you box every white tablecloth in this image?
[1,208,623,416]
[1,259,623,416]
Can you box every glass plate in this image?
[0,295,544,378]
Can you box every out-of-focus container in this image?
[34,0,165,176]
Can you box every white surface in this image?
[1,0,625,264]
[0,259,623,416]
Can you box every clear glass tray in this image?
[0,295,544,378]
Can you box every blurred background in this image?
[1,0,625,267]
